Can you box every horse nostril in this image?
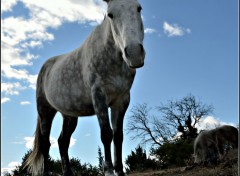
[124,47,129,57]
[125,44,144,58]
[139,44,144,53]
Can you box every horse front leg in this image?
[111,94,130,176]
[92,87,115,176]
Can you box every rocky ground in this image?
[128,149,238,176]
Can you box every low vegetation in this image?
[128,149,238,176]
[4,95,238,176]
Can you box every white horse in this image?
[194,125,238,164]
[24,0,145,175]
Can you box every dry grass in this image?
[128,149,238,176]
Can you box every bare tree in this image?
[157,94,213,140]
[127,103,173,147]
[126,94,213,147]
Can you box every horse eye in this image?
[108,13,113,19]
[137,6,142,12]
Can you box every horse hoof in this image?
[104,170,116,176]
[103,161,115,176]
[63,170,73,176]
[115,171,126,176]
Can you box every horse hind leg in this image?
[58,115,78,176]
[23,95,56,176]
[38,102,57,176]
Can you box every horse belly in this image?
[46,81,95,117]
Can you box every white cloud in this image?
[12,141,24,144]
[24,136,76,149]
[50,137,59,148]
[50,136,76,148]
[167,116,236,143]
[1,0,17,13]
[1,0,107,95]
[196,116,235,131]
[7,162,20,168]
[171,132,182,141]
[163,21,191,37]
[20,101,31,105]
[1,15,46,89]
[69,138,77,147]
[1,97,10,104]
[22,40,43,49]
[21,0,106,24]
[1,161,20,176]
[144,28,157,34]
[24,137,34,149]
[186,28,191,34]
[1,82,26,95]
[84,133,91,137]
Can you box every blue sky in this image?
[1,0,239,174]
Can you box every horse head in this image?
[104,0,145,68]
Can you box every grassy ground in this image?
[128,149,238,176]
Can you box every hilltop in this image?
[128,149,238,176]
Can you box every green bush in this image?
[125,146,159,173]
[151,139,194,168]
[6,150,99,176]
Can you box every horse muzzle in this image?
[124,43,145,68]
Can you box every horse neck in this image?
[97,18,122,59]
[87,18,130,73]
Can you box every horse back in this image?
[216,125,238,147]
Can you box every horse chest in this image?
[104,74,133,100]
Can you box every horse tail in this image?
[24,116,44,176]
